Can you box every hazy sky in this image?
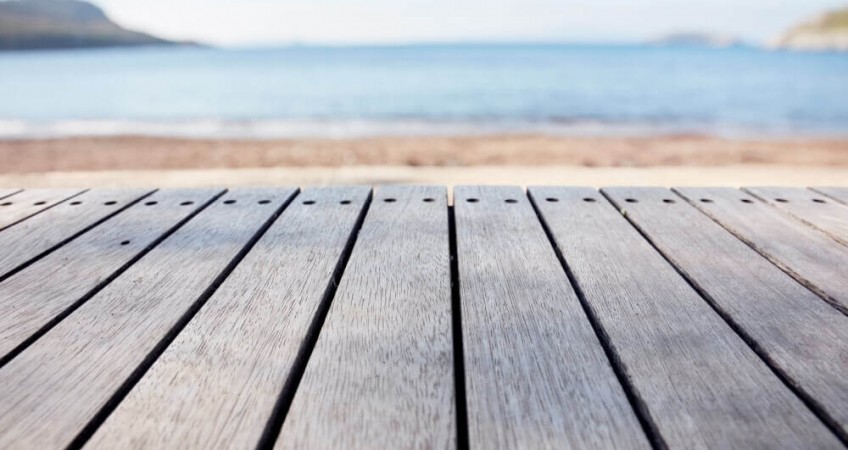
[93,0,845,46]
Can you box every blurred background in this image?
[0,0,846,186]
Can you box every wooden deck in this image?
[0,185,847,449]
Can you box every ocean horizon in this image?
[1,43,847,139]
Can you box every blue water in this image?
[0,44,847,138]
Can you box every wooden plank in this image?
[86,187,371,450]
[453,186,650,449]
[604,186,848,440]
[0,189,21,200]
[813,187,848,205]
[0,188,83,230]
[0,188,222,361]
[0,188,154,279]
[745,187,848,246]
[0,188,297,450]
[275,186,454,449]
[675,187,848,315]
[529,186,841,449]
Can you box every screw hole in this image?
[423,198,435,203]
[625,198,638,203]
[583,198,596,203]
[384,198,397,203]
[223,199,236,205]
[180,201,194,206]
[145,201,158,206]
[303,200,315,205]
[104,201,117,206]
[258,200,271,205]
[466,198,479,203]
[775,198,788,203]
[339,200,351,205]
[120,240,130,246]
[70,201,82,206]
[812,198,826,203]
[741,199,753,204]
[505,199,517,203]
[700,198,713,203]
[662,199,675,204]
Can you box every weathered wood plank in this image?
[530,186,841,449]
[454,186,650,449]
[0,188,222,361]
[745,187,848,246]
[0,189,21,200]
[812,187,848,206]
[86,187,370,450]
[0,188,83,230]
[675,187,848,315]
[604,186,848,441]
[275,186,453,450]
[0,188,296,450]
[0,188,154,279]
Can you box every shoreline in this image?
[3,134,848,174]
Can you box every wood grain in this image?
[0,188,296,450]
[0,188,222,360]
[530,186,841,449]
[0,188,83,230]
[276,186,454,449]
[605,186,848,440]
[454,186,649,449]
[745,187,848,246]
[86,187,371,450]
[813,187,848,206]
[0,188,153,279]
[675,187,848,315]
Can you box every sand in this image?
[2,165,848,189]
[2,135,848,173]
[2,135,847,188]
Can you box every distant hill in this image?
[777,7,848,51]
[0,0,192,50]
[650,32,747,49]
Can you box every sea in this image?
[0,43,846,139]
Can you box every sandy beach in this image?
[3,135,848,173]
[3,135,848,188]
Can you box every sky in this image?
[93,0,846,46]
